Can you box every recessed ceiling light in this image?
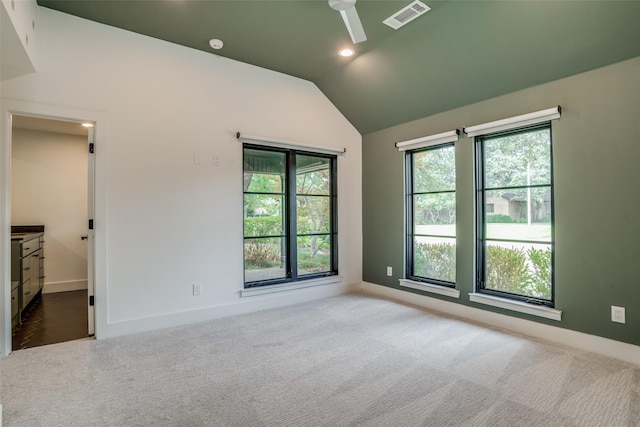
[81,123,94,128]
[339,48,354,57]
[209,39,224,50]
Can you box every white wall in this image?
[11,128,88,292]
[0,7,362,341]
[0,0,37,80]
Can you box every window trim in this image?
[396,129,459,151]
[469,293,561,321]
[241,275,344,297]
[400,279,460,299]
[237,132,345,156]
[404,142,457,288]
[464,106,560,138]
[243,144,338,288]
[475,122,555,307]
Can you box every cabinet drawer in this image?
[22,278,32,301]
[22,260,31,278]
[21,238,39,257]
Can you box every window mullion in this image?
[405,153,415,279]
[476,139,486,292]
[330,156,338,273]
[287,151,297,280]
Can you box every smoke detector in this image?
[209,39,224,50]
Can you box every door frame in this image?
[0,99,107,356]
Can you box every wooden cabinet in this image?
[21,235,44,310]
[10,232,45,324]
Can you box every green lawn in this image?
[416,223,551,241]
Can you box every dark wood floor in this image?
[12,290,89,350]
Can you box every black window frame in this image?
[405,142,456,288]
[243,144,338,288]
[475,122,555,306]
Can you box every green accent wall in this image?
[362,56,640,346]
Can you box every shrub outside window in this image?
[243,146,337,287]
[406,143,456,286]
[476,123,554,305]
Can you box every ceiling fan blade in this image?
[340,7,367,44]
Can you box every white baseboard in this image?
[43,279,88,294]
[103,280,359,339]
[360,281,640,366]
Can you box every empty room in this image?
[1,0,639,425]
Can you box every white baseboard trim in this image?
[360,281,640,366]
[43,279,88,294]
[104,280,359,339]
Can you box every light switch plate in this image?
[193,283,202,296]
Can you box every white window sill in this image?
[399,279,460,299]
[469,293,562,321]
[241,276,343,297]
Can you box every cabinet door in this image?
[39,241,45,289]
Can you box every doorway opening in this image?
[9,114,95,350]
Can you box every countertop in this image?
[11,225,45,242]
[11,232,44,242]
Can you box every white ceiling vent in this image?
[383,0,431,30]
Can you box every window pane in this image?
[297,155,330,195]
[244,194,284,235]
[485,242,551,300]
[243,172,284,194]
[244,149,285,193]
[244,237,286,282]
[297,195,330,234]
[414,193,456,237]
[485,188,551,242]
[413,146,455,193]
[297,235,331,276]
[483,128,551,189]
[413,237,456,283]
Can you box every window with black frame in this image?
[406,143,456,286]
[243,145,337,287]
[476,123,554,305]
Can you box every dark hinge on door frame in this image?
[89,219,94,230]
[89,295,95,306]
[89,142,94,153]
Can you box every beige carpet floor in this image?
[1,293,639,426]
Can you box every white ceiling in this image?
[12,115,89,136]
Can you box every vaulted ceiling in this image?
[37,0,640,134]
